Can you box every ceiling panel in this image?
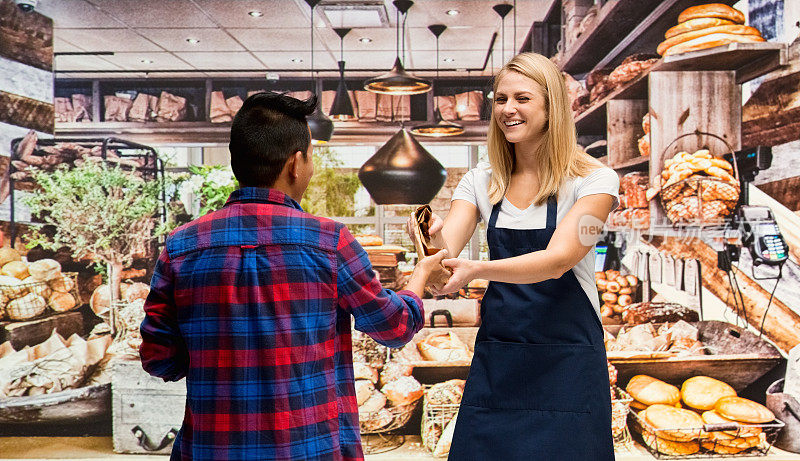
[56,28,163,52]
[174,52,264,70]
[88,0,216,28]
[252,51,338,70]
[53,38,85,53]
[100,52,196,71]
[226,28,315,52]
[55,54,124,71]
[194,0,310,29]
[38,0,126,28]
[137,28,246,52]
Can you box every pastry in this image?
[644,404,704,441]
[678,4,746,24]
[353,362,379,384]
[417,331,471,362]
[626,375,681,407]
[666,17,737,39]
[715,396,775,424]
[355,234,383,247]
[681,376,736,410]
[381,375,424,406]
[657,25,762,55]
[702,410,762,438]
[663,32,765,56]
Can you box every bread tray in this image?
[629,407,784,458]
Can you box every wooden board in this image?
[1,310,84,350]
[607,99,648,168]
[0,90,54,134]
[0,383,109,424]
[0,0,53,72]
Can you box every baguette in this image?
[663,33,765,56]
[657,25,762,55]
[666,17,737,39]
[678,4,745,25]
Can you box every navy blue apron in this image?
[448,195,614,461]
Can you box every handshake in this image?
[405,205,458,295]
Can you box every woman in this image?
[418,53,619,460]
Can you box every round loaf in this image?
[678,4,745,24]
[354,362,379,384]
[22,276,52,299]
[1,261,29,280]
[360,407,393,432]
[48,274,76,293]
[27,259,61,281]
[701,440,746,455]
[381,375,423,406]
[701,410,762,437]
[122,282,150,302]
[658,25,762,55]
[48,291,77,312]
[355,379,375,406]
[0,247,22,267]
[626,375,681,406]
[666,17,737,39]
[359,390,387,414]
[664,33,765,56]
[715,396,775,424]
[642,431,700,456]
[644,404,704,441]
[681,376,736,410]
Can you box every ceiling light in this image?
[364,0,431,96]
[330,28,355,120]
[186,38,200,44]
[248,10,263,17]
[291,57,303,63]
[443,57,454,62]
[446,9,459,15]
[304,0,333,143]
[359,37,372,44]
[140,59,153,64]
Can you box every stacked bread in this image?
[0,250,78,321]
[595,270,638,320]
[627,375,775,455]
[658,4,764,56]
[421,379,466,457]
[606,321,706,356]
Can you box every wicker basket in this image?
[421,397,460,457]
[657,132,740,226]
[1,273,81,321]
[629,407,785,458]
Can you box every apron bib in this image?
[448,196,614,460]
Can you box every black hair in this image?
[229,91,317,187]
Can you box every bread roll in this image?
[5,292,47,320]
[625,275,639,287]
[617,294,633,307]
[1,261,29,280]
[605,281,621,293]
[644,404,704,441]
[596,278,608,291]
[595,271,606,280]
[355,379,375,406]
[48,274,76,293]
[0,275,28,298]
[678,4,745,24]
[658,25,762,55]
[0,248,22,267]
[626,375,681,406]
[379,362,413,386]
[359,390,387,414]
[663,32,765,56]
[618,287,633,295]
[641,431,701,455]
[48,292,77,312]
[666,17,737,38]
[381,375,423,406]
[701,410,762,438]
[360,407,393,432]
[353,362,379,384]
[22,276,52,299]
[715,396,775,424]
[355,234,383,247]
[681,376,736,410]
[27,259,62,281]
[700,440,746,454]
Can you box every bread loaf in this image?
[681,376,736,410]
[355,234,383,247]
[1,261,29,280]
[0,248,22,267]
[666,17,737,39]
[644,404,705,441]
[28,259,62,281]
[714,396,775,424]
[22,276,52,299]
[701,410,762,438]
[355,379,375,406]
[663,32,765,56]
[658,25,762,55]
[381,375,423,406]
[626,375,681,406]
[359,390,387,414]
[48,274,76,293]
[642,431,701,455]
[678,4,745,24]
[48,291,77,312]
[353,362,379,384]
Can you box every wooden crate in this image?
[111,360,186,454]
[0,310,84,350]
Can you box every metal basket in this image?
[657,132,740,227]
[1,272,81,321]
[359,398,420,435]
[629,407,785,458]
[421,394,460,457]
[612,386,634,440]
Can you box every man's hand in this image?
[403,249,448,298]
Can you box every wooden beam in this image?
[0,91,53,134]
[647,236,800,352]
[756,177,800,212]
[0,0,53,72]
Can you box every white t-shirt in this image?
[451,162,620,319]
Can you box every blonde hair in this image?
[487,52,598,205]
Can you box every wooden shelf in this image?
[655,42,788,84]
[611,156,649,171]
[55,120,490,145]
[574,70,650,135]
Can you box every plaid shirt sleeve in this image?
[336,225,424,348]
[139,246,189,382]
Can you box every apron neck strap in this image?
[488,195,558,229]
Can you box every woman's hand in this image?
[434,257,481,295]
[405,213,446,250]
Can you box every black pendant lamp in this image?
[411,25,464,138]
[363,0,431,96]
[330,28,355,120]
[493,3,513,64]
[358,128,446,205]
[304,0,333,143]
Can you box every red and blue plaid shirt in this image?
[140,187,424,460]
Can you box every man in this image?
[140,92,446,460]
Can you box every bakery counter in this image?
[1,436,799,460]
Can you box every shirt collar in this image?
[225,187,304,211]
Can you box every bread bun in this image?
[663,32,765,56]
[355,379,375,406]
[701,410,762,438]
[715,396,775,424]
[618,287,633,295]
[5,292,46,320]
[360,407,393,432]
[595,271,607,280]
[700,440,746,454]
[0,248,22,267]
[601,292,618,304]
[631,399,649,411]
[678,4,745,24]
[681,376,737,410]
[22,276,52,299]
[626,375,681,406]
[600,304,615,318]
[359,390,387,414]
[658,25,762,55]
[381,375,423,406]
[617,294,633,307]
[48,291,77,312]
[0,274,28,298]
[615,276,630,288]
[48,274,76,293]
[644,404,704,441]
[353,362,379,383]
[1,261,29,280]
[380,362,413,386]
[666,17,737,39]
[625,275,639,287]
[27,259,62,281]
